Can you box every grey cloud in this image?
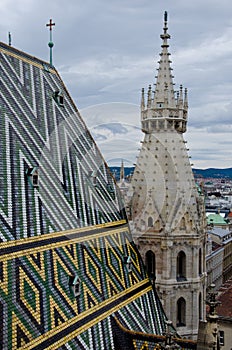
[91,133,107,141]
[93,123,129,135]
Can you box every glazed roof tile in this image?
[217,279,232,318]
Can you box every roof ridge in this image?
[0,41,54,69]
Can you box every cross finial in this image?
[46,18,55,31]
[46,19,55,66]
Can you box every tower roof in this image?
[141,12,188,134]
[154,11,176,108]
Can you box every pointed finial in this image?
[46,19,55,66]
[178,85,183,108]
[141,88,145,111]
[184,88,188,108]
[160,11,170,47]
[206,284,221,318]
[179,85,183,99]
[8,32,12,46]
[147,85,152,108]
[175,90,179,107]
[120,159,125,182]
[163,11,168,34]
[164,11,168,23]
[164,82,168,105]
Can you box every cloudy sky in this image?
[1,0,232,168]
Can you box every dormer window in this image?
[89,170,97,186]
[124,256,132,273]
[26,167,39,188]
[53,90,64,107]
[69,275,81,297]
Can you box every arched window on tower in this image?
[145,250,156,280]
[177,297,186,327]
[148,217,153,227]
[199,248,202,275]
[176,251,186,281]
[199,292,202,320]
[180,217,186,230]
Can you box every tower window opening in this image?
[177,297,186,327]
[145,250,156,280]
[148,216,153,227]
[199,248,202,275]
[176,251,186,281]
[180,217,186,230]
[199,292,202,320]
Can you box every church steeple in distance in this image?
[141,11,188,134]
[120,159,125,182]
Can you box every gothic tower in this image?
[128,12,207,339]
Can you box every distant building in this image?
[209,227,232,283]
[206,235,224,291]
[207,213,229,228]
[117,160,130,199]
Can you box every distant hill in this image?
[192,168,232,179]
[110,167,232,180]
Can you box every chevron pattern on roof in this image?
[0,42,125,241]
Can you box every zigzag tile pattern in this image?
[0,42,197,350]
[0,42,125,242]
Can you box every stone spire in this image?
[120,159,125,182]
[141,11,188,134]
[154,11,176,108]
[141,88,145,111]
